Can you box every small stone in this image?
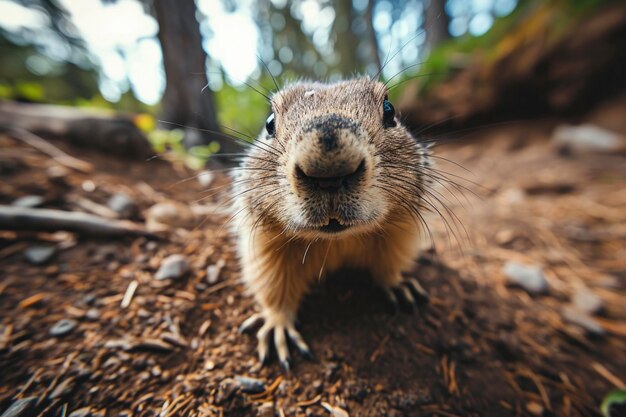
[216,378,239,404]
[107,193,137,218]
[235,376,266,394]
[82,294,96,305]
[146,201,197,230]
[49,319,77,337]
[197,170,215,187]
[503,262,548,294]
[155,254,190,280]
[24,245,57,265]
[85,308,101,320]
[572,287,604,315]
[562,306,605,336]
[206,259,225,285]
[0,397,38,417]
[68,407,92,417]
[552,124,624,153]
[12,195,45,208]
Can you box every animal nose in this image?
[295,159,366,192]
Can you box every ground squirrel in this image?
[232,77,432,370]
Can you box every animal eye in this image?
[383,97,396,128]
[265,113,276,136]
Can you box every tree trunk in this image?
[332,0,362,76]
[425,0,450,50]
[153,0,240,154]
[364,0,382,75]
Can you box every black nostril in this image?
[295,160,366,192]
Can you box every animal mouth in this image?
[318,218,349,233]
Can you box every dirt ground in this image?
[1,97,625,417]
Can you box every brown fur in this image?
[231,77,432,366]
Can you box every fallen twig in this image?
[0,206,158,238]
[8,128,93,173]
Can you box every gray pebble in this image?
[155,254,190,280]
[0,397,37,417]
[49,319,78,337]
[206,259,225,285]
[562,306,605,336]
[12,195,45,208]
[235,376,266,394]
[552,124,623,153]
[24,245,57,265]
[86,308,101,320]
[503,262,548,294]
[107,193,137,218]
[572,287,604,315]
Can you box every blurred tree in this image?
[152,0,239,153]
[364,0,382,73]
[332,0,362,75]
[425,0,450,49]
[0,0,102,103]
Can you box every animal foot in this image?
[238,312,313,371]
[383,277,430,313]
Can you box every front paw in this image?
[239,312,313,371]
[382,277,430,313]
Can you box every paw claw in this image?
[382,277,429,313]
[245,313,313,368]
[407,278,430,304]
[280,359,291,373]
[239,313,263,334]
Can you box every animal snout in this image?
[291,114,369,193]
[295,159,366,192]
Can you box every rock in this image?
[197,170,215,187]
[503,262,548,294]
[235,376,266,394]
[145,201,197,230]
[12,195,45,208]
[24,245,57,265]
[562,306,605,336]
[155,254,190,280]
[85,308,101,320]
[49,319,78,337]
[572,287,604,315]
[0,397,38,417]
[68,407,92,417]
[552,124,624,153]
[206,259,225,284]
[107,193,137,218]
[216,378,239,404]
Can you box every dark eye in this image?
[383,97,396,128]
[265,113,275,136]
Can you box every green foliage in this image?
[394,0,619,99]
[214,77,272,142]
[602,390,626,417]
[146,127,220,170]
